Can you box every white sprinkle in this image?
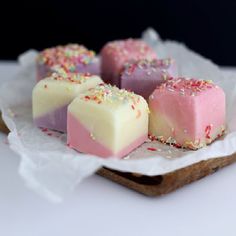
[161,69,167,73]
[138,64,143,69]
[167,88,174,92]
[162,74,168,81]
[145,139,152,143]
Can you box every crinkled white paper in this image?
[1,28,236,202]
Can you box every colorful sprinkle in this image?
[37,44,95,73]
[158,77,217,96]
[136,109,141,118]
[90,133,95,140]
[205,124,213,139]
[147,147,157,151]
[122,58,174,78]
[82,84,143,108]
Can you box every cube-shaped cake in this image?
[36,44,100,82]
[101,39,157,87]
[33,72,103,132]
[121,58,177,99]
[67,84,149,158]
[149,77,225,149]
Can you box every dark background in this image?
[1,0,236,65]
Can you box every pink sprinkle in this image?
[147,147,157,151]
[41,128,48,132]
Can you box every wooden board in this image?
[97,154,236,196]
[1,113,236,196]
[0,114,9,134]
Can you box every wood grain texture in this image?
[1,112,235,196]
[97,154,236,196]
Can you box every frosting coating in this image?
[121,58,177,99]
[101,39,157,87]
[149,77,226,149]
[67,84,149,157]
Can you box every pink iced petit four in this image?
[32,72,103,132]
[120,58,177,99]
[101,39,157,87]
[149,77,225,149]
[36,44,100,82]
[67,84,149,158]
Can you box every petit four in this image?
[121,58,177,99]
[33,72,102,132]
[36,44,100,81]
[67,84,149,158]
[149,78,225,149]
[101,39,157,87]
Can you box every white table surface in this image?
[0,62,236,236]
